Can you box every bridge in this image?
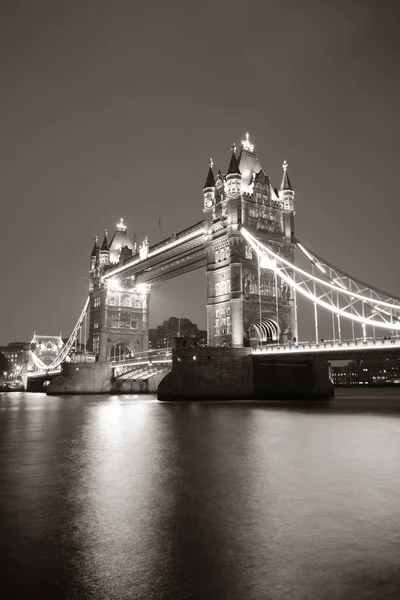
[29,132,400,396]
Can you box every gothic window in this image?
[94,296,100,308]
[94,320,99,329]
[133,295,140,308]
[120,313,131,329]
[121,294,130,307]
[130,318,138,329]
[245,245,252,260]
[111,312,120,328]
[109,295,118,306]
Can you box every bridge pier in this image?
[158,348,334,401]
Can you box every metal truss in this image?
[31,297,90,372]
[242,228,400,334]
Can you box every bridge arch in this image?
[248,316,280,346]
[110,343,135,362]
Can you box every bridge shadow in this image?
[158,388,400,416]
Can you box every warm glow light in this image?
[242,132,254,152]
[245,229,399,310]
[103,227,205,280]
[135,283,149,295]
[241,227,400,330]
[260,254,276,269]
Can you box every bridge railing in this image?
[110,348,172,368]
[253,337,400,355]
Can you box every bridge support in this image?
[158,348,334,401]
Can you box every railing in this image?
[253,337,400,355]
[111,348,172,368]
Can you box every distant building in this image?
[29,333,64,371]
[149,317,207,350]
[0,342,31,377]
[331,359,400,386]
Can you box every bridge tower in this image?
[204,134,297,348]
[87,219,150,362]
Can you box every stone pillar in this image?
[206,304,213,346]
[231,299,243,347]
[141,290,151,352]
[98,331,109,362]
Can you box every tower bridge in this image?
[37,132,400,398]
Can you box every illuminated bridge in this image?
[30,133,400,393]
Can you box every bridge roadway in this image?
[111,338,400,376]
[254,337,400,361]
[103,221,207,284]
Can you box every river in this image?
[1,389,400,599]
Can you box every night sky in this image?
[1,0,399,345]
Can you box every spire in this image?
[227,144,241,175]
[90,236,99,257]
[116,217,127,232]
[241,132,255,153]
[100,230,109,251]
[280,160,293,191]
[204,157,215,188]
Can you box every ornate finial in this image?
[95,235,98,244]
[105,229,108,237]
[231,142,236,153]
[283,160,288,171]
[116,217,127,232]
[241,132,254,152]
[209,157,213,169]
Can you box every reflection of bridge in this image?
[31,133,400,395]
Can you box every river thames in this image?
[1,390,400,599]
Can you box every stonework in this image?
[88,223,150,363]
[204,136,297,348]
[87,134,297,361]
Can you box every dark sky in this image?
[1,0,399,344]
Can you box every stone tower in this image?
[88,219,150,362]
[204,134,297,348]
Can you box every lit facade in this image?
[88,224,150,362]
[203,135,297,347]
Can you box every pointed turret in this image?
[227,145,241,175]
[90,236,99,271]
[204,158,215,189]
[280,160,293,191]
[226,143,242,197]
[278,160,295,211]
[101,230,109,251]
[203,158,216,211]
[91,236,99,258]
[99,230,110,267]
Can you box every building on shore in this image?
[0,342,31,379]
[331,358,400,386]
[149,317,207,350]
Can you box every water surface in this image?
[1,390,400,599]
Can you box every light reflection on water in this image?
[0,390,400,599]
